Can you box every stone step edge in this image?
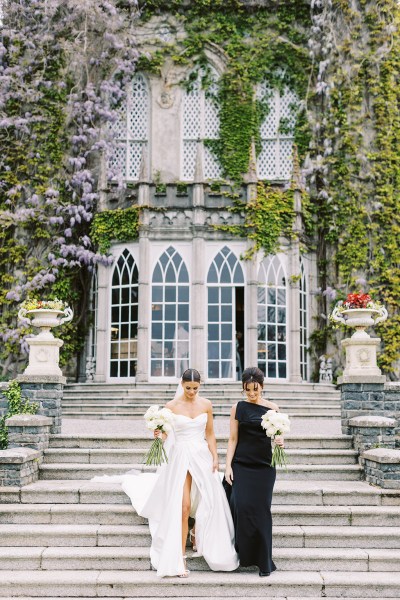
[49,434,351,440]
[39,463,362,471]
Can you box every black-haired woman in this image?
[223,367,284,577]
[122,368,239,578]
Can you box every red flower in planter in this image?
[343,292,372,309]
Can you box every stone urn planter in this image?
[330,295,388,383]
[18,307,73,340]
[18,304,73,377]
[331,306,388,339]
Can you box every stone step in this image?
[49,434,353,450]
[1,546,400,572]
[4,479,396,506]
[38,463,363,481]
[2,524,400,549]
[62,411,340,419]
[62,396,340,405]
[62,402,340,412]
[1,570,400,597]
[65,382,338,392]
[2,504,400,527]
[43,448,358,466]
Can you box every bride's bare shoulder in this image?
[198,396,212,409]
[165,399,177,410]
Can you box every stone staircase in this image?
[1,427,400,598]
[63,382,340,419]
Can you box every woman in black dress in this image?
[223,367,284,577]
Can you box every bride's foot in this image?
[178,555,190,578]
[189,528,197,552]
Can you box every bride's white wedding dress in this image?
[121,412,239,577]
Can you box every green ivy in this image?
[90,207,140,254]
[0,381,38,449]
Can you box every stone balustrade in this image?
[6,414,53,452]
[0,447,41,487]
[348,415,397,456]
[361,447,400,489]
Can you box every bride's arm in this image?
[224,404,238,485]
[205,401,219,472]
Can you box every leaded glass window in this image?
[110,250,139,378]
[151,247,190,378]
[89,268,98,361]
[182,68,222,181]
[207,246,244,379]
[257,82,297,180]
[257,255,287,379]
[110,73,149,181]
[300,259,308,380]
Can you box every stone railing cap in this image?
[5,414,53,427]
[16,374,66,384]
[349,415,397,427]
[0,447,41,463]
[362,448,400,463]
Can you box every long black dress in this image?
[223,400,277,573]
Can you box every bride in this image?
[121,367,239,578]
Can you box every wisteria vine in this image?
[0,0,139,376]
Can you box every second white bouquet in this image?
[261,410,290,469]
[143,405,174,466]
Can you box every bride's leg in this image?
[182,471,192,556]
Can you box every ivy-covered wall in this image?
[1,0,400,380]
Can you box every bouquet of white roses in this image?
[143,405,174,466]
[261,410,291,469]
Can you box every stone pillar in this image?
[16,376,64,434]
[0,447,41,487]
[191,235,206,380]
[361,448,400,489]
[348,415,397,455]
[136,233,151,382]
[245,250,258,370]
[0,382,7,418]
[94,263,110,382]
[6,414,53,452]
[287,246,302,383]
[339,382,386,435]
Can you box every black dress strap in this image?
[235,400,245,421]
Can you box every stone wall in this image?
[0,382,8,418]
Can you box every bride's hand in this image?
[224,466,233,485]
[212,458,219,472]
[274,435,284,447]
[154,429,167,442]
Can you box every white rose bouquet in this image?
[261,410,291,469]
[143,405,174,466]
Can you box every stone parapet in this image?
[361,448,400,489]
[6,414,53,451]
[348,415,397,456]
[0,447,41,487]
[16,376,64,434]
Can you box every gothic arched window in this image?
[207,246,244,379]
[110,73,149,181]
[182,67,221,181]
[299,258,308,380]
[110,250,139,378]
[257,255,287,379]
[151,246,190,378]
[257,82,297,181]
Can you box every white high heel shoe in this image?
[189,528,197,552]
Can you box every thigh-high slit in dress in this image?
[223,401,277,573]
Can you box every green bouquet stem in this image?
[271,439,289,471]
[144,430,168,466]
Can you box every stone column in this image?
[191,235,206,380]
[245,251,258,370]
[348,415,397,455]
[287,245,302,383]
[136,232,151,382]
[94,263,110,382]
